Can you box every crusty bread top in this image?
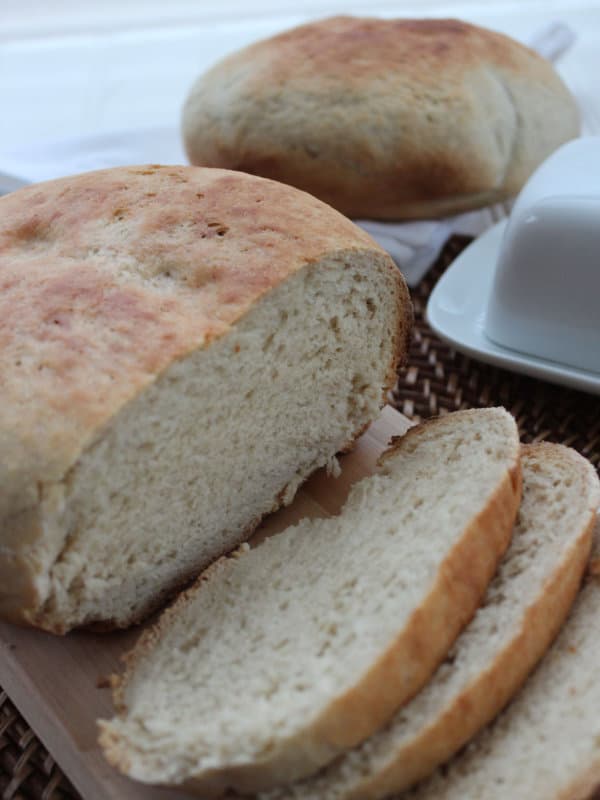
[0,165,394,522]
[240,16,536,83]
[183,16,579,219]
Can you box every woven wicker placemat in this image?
[0,691,78,800]
[1,235,598,799]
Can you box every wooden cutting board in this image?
[0,406,412,800]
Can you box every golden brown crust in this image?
[183,16,579,219]
[264,18,523,79]
[343,442,597,799]
[556,761,600,800]
[0,165,380,515]
[101,408,521,794]
[586,557,600,577]
[0,164,409,631]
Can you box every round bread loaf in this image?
[0,164,410,633]
[182,16,580,220]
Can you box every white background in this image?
[1,0,600,154]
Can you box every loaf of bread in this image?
[182,16,579,220]
[99,408,521,795]
[265,442,599,800]
[410,539,600,799]
[0,164,411,634]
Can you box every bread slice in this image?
[182,16,579,219]
[267,442,598,800]
[98,407,521,794]
[409,528,600,800]
[0,164,411,633]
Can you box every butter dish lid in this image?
[484,137,600,374]
[426,137,600,395]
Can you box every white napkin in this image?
[0,22,577,286]
[0,127,186,186]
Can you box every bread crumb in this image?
[326,456,342,478]
[231,543,251,559]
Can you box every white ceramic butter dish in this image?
[485,137,600,374]
[427,137,600,395]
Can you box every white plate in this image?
[426,220,600,396]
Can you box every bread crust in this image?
[557,755,600,800]
[338,442,598,799]
[182,16,580,219]
[0,165,410,632]
[99,408,521,794]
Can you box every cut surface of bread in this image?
[267,442,598,800]
[99,408,521,794]
[0,165,411,633]
[182,16,579,220]
[409,530,600,800]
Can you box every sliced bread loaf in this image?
[409,529,600,800]
[268,442,598,800]
[99,408,521,794]
[0,165,411,633]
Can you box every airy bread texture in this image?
[99,408,521,795]
[182,16,579,220]
[410,533,600,800]
[268,442,598,800]
[0,165,411,634]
